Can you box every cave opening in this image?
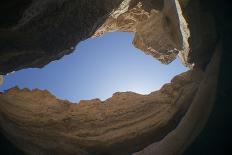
[0,32,188,103]
[0,0,224,154]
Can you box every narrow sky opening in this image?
[0,32,188,103]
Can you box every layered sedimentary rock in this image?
[0,0,221,154]
[0,69,204,155]
[133,44,221,155]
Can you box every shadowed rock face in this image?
[0,0,221,155]
[0,0,191,75]
[133,44,221,155]
[0,0,32,29]
[0,0,125,75]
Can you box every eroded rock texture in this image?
[0,0,125,74]
[94,0,190,65]
[133,44,221,155]
[0,0,222,154]
[0,0,191,75]
[0,69,203,155]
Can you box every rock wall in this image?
[94,0,190,65]
[0,0,191,75]
[0,0,125,75]
[0,69,204,155]
[0,0,222,154]
[133,43,221,155]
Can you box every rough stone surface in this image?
[0,0,191,75]
[133,43,221,155]
[182,0,217,68]
[0,0,124,75]
[0,70,203,155]
[0,0,217,73]
[94,0,190,65]
[0,0,221,154]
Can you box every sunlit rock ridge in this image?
[0,0,221,155]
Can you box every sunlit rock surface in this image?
[133,44,221,155]
[0,0,191,75]
[94,0,190,65]
[0,69,203,155]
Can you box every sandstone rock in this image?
[0,0,217,73]
[133,0,190,65]
[133,43,221,155]
[0,0,221,154]
[94,0,190,65]
[0,0,125,75]
[0,69,203,155]
[0,0,191,74]
[93,2,150,36]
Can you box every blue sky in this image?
[0,32,188,103]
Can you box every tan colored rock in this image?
[133,9,179,64]
[0,69,203,155]
[93,2,150,37]
[94,0,190,66]
[0,0,216,73]
[0,0,220,154]
[133,44,221,155]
